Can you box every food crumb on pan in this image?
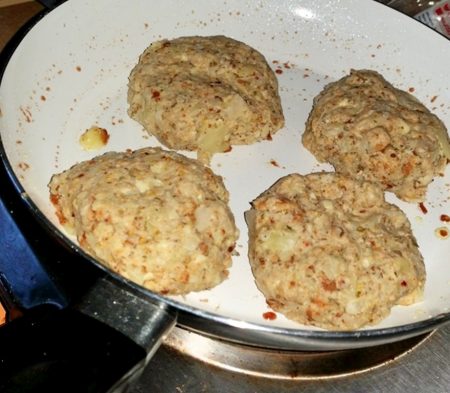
[19,106,32,123]
[419,202,428,214]
[435,227,449,239]
[440,214,450,222]
[269,159,280,168]
[79,126,109,151]
[262,311,277,320]
[18,162,30,171]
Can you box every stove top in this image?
[135,324,450,392]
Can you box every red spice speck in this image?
[100,128,109,144]
[269,159,280,168]
[152,90,161,100]
[50,193,59,206]
[440,214,450,222]
[75,66,82,72]
[263,311,277,321]
[439,228,449,237]
[418,202,428,214]
[40,95,46,101]
[322,278,337,292]
[18,162,30,171]
[400,280,408,287]
[20,106,32,123]
[275,69,283,74]
[408,87,415,93]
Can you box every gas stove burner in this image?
[163,326,433,380]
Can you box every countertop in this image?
[0,1,44,52]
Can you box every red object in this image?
[440,214,450,222]
[419,202,428,214]
[262,311,277,321]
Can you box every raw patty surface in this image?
[128,35,285,162]
[246,173,425,330]
[302,69,450,202]
[48,147,239,295]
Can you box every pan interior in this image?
[0,0,449,336]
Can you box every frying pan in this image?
[1,0,450,387]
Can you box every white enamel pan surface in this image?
[1,0,449,350]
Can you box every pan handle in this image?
[0,304,154,393]
[76,275,177,363]
[71,275,178,392]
